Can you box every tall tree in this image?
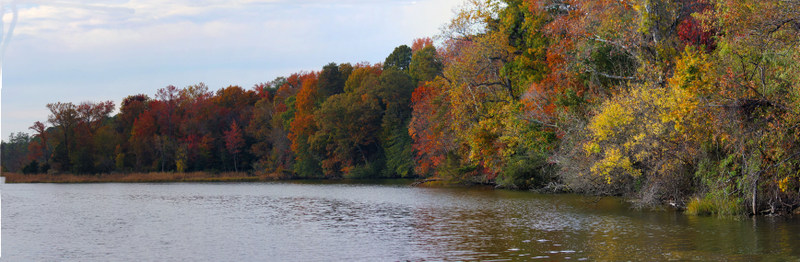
[225,121,245,172]
[46,102,78,172]
[72,101,115,173]
[289,72,323,177]
[28,121,50,164]
[409,45,442,83]
[376,69,416,177]
[130,109,158,171]
[383,45,413,72]
[409,80,456,176]
[318,63,346,98]
[311,93,383,177]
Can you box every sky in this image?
[0,0,464,141]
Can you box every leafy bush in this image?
[497,153,554,190]
[22,160,40,174]
[344,159,385,179]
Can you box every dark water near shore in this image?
[2,181,800,261]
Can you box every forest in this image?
[3,0,800,216]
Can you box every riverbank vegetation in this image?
[3,0,800,216]
[2,172,260,183]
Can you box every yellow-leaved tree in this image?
[576,47,716,200]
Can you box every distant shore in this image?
[1,172,265,183]
[0,172,437,185]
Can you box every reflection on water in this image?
[2,182,800,261]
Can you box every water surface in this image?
[3,181,799,261]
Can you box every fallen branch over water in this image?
[411,178,443,186]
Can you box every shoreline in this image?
[1,172,265,183]
[6,172,798,217]
[0,172,426,184]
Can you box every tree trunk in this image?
[233,154,238,172]
[752,183,757,215]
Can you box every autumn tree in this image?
[130,108,158,171]
[411,37,434,52]
[213,85,258,121]
[225,121,245,172]
[409,80,455,176]
[28,121,50,165]
[248,78,292,174]
[175,83,213,171]
[311,92,383,177]
[115,94,150,170]
[46,102,79,172]
[289,72,324,177]
[73,100,115,173]
[307,63,385,177]
[413,0,557,185]
[698,0,800,215]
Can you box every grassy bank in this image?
[1,172,267,183]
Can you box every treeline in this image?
[3,43,437,179]
[3,0,800,215]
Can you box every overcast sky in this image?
[0,0,463,141]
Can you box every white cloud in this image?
[2,0,465,140]
[11,0,462,55]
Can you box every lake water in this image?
[2,181,800,261]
